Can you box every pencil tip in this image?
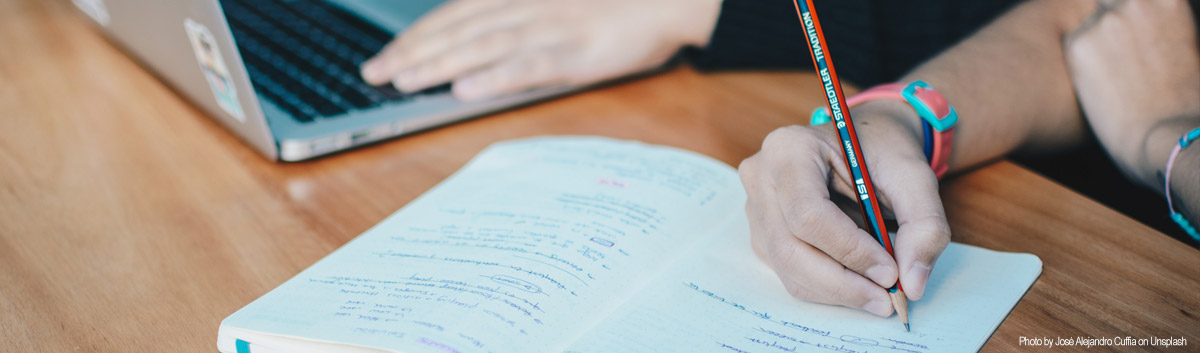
[888,290,910,332]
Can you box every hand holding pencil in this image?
[737,0,951,330]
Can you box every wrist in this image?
[1169,144,1200,223]
[850,100,927,158]
[1132,116,1200,191]
[810,82,959,177]
[854,100,926,150]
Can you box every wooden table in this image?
[2,1,1197,352]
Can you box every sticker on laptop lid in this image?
[73,0,110,26]
[184,18,246,122]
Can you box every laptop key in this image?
[234,0,368,75]
[244,63,316,122]
[234,31,344,117]
[228,3,383,114]
[280,0,389,54]
[228,19,352,116]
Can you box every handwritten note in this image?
[220,137,745,353]
[563,218,1042,353]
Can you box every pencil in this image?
[790,0,910,331]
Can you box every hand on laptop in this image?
[359,0,722,101]
[738,104,950,317]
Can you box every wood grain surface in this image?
[1,0,1196,352]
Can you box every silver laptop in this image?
[73,0,580,161]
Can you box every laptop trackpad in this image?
[325,0,445,34]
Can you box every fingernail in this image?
[360,60,384,82]
[457,76,478,92]
[906,262,932,299]
[863,299,893,317]
[866,265,897,287]
[454,76,486,101]
[393,69,417,89]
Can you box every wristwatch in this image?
[810,80,958,178]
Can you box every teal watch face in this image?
[903,81,957,132]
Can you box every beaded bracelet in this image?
[1166,127,1200,241]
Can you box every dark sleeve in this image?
[870,0,1019,82]
[685,0,882,86]
[684,0,1022,87]
[1192,0,1200,39]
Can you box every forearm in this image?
[1063,0,1200,191]
[866,0,1095,172]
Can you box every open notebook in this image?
[218,137,1042,353]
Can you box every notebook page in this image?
[219,137,745,353]
[566,216,1043,353]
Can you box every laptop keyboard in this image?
[222,0,450,123]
